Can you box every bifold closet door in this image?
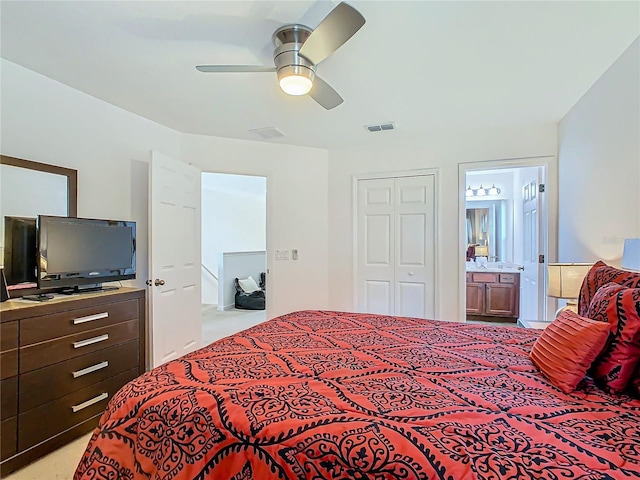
[357,175,435,318]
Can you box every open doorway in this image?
[460,158,556,325]
[201,172,267,343]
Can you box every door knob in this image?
[518,266,525,271]
[408,271,414,276]
[154,279,165,286]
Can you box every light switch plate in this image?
[275,250,290,261]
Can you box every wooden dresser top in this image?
[0,287,145,322]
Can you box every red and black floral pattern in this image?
[578,261,640,317]
[75,311,640,480]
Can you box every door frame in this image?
[352,168,440,318]
[200,171,271,317]
[458,156,558,322]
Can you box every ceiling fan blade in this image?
[196,65,276,73]
[299,2,365,65]
[309,76,343,110]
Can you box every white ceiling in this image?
[1,1,638,149]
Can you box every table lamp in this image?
[547,263,593,316]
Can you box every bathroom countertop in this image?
[465,265,522,274]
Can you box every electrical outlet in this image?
[292,249,298,260]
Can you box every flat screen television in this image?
[3,216,37,285]
[38,215,136,291]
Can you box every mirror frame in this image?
[1,155,78,216]
[1,155,78,296]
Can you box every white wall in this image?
[2,59,329,321]
[1,59,183,289]
[182,134,330,319]
[201,173,266,305]
[558,38,640,264]
[327,124,557,321]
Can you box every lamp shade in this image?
[622,238,640,271]
[475,245,489,257]
[547,263,592,299]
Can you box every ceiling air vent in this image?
[364,122,396,133]
[250,127,285,139]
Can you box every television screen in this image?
[3,216,37,285]
[38,215,136,290]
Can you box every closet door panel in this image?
[357,178,395,314]
[394,176,435,318]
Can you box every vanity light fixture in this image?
[465,184,501,198]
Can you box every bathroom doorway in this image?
[459,157,557,323]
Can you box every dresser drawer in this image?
[0,350,18,381]
[19,340,139,413]
[20,299,139,346]
[18,368,138,451]
[1,322,19,380]
[20,320,138,373]
[471,272,499,283]
[1,417,17,461]
[1,377,17,420]
[499,273,517,283]
[1,322,18,351]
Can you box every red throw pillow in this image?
[587,283,626,333]
[530,310,610,394]
[630,372,640,398]
[587,286,640,394]
[578,261,640,317]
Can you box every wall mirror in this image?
[465,199,513,262]
[0,155,77,289]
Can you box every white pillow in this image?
[238,276,260,293]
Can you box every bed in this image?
[75,310,640,480]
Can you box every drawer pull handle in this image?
[73,312,109,325]
[73,334,109,349]
[71,392,108,413]
[72,361,109,378]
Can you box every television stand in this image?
[21,293,54,302]
[60,285,120,295]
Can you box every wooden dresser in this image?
[0,287,146,476]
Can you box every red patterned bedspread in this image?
[75,311,640,480]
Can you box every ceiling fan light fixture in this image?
[277,65,314,96]
[279,74,313,96]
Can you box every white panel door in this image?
[357,178,394,314]
[357,175,435,318]
[149,151,202,367]
[521,169,544,321]
[395,176,435,318]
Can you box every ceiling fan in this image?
[196,2,365,110]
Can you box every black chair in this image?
[234,275,265,310]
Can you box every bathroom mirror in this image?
[0,155,77,288]
[466,199,513,262]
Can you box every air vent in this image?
[364,122,396,133]
[250,127,285,139]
